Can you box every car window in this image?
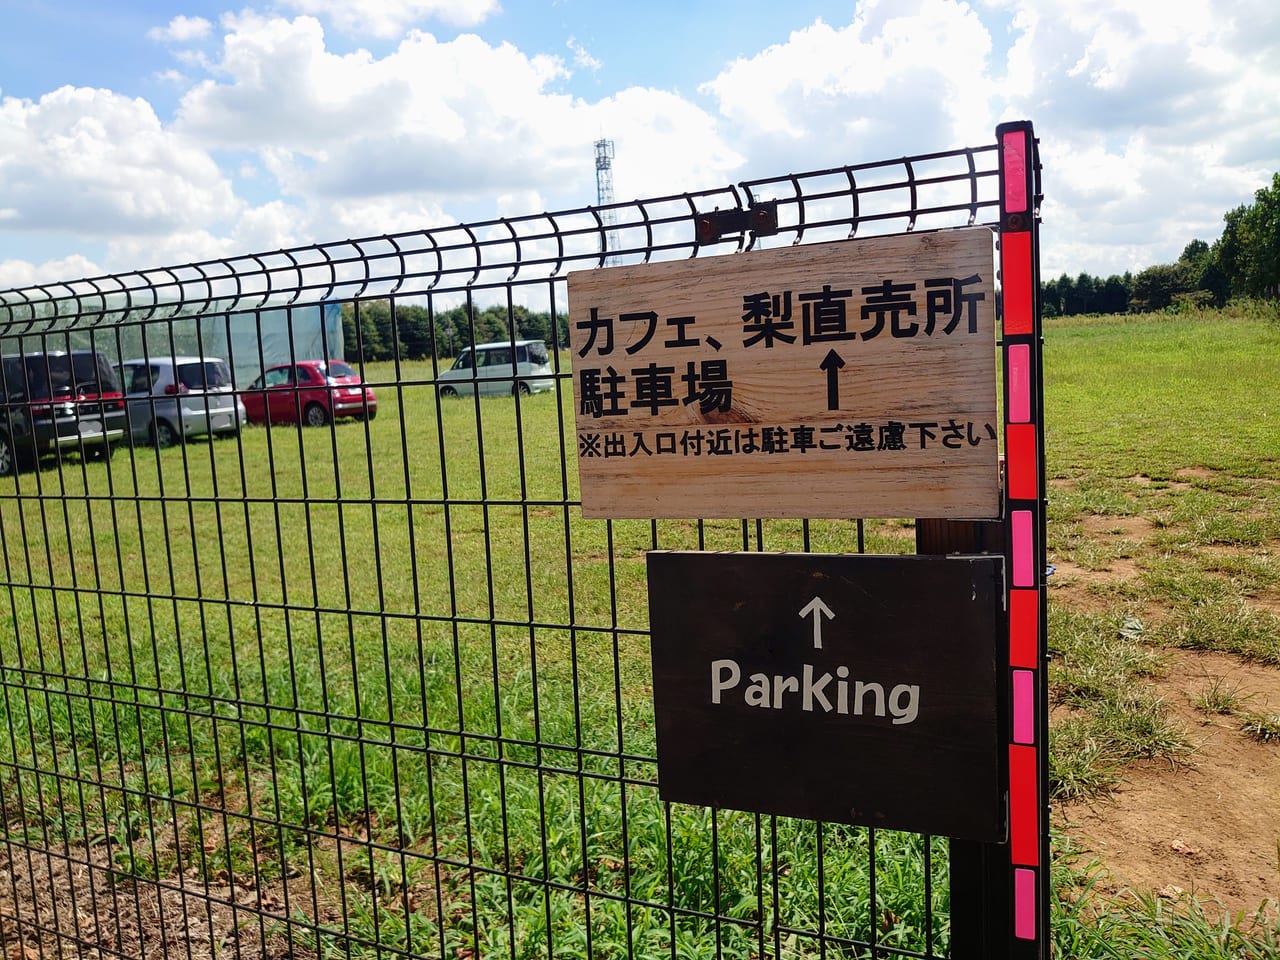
[25,356,72,397]
[263,367,293,387]
[487,348,511,367]
[124,365,152,394]
[452,350,473,371]
[526,341,549,365]
[177,361,232,390]
[1,358,23,399]
[326,361,357,378]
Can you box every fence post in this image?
[916,517,1007,959]
[919,118,1047,960]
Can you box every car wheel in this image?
[514,381,532,396]
[439,386,458,398]
[304,402,329,427]
[153,420,179,447]
[0,434,14,477]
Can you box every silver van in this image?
[437,339,554,397]
[117,356,246,446]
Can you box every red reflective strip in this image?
[1010,744,1038,866]
[1001,232,1033,335]
[1009,589,1038,668]
[1002,131,1028,213]
[1006,423,1037,501]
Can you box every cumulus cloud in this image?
[147,15,213,43]
[2,0,1277,288]
[277,0,498,39]
[994,0,1280,274]
[0,85,240,237]
[701,0,997,174]
[0,254,104,290]
[172,14,734,217]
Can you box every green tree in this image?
[1217,172,1280,299]
[1098,274,1130,314]
[1129,263,1193,312]
[342,301,387,363]
[395,304,433,359]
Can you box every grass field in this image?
[1,302,1278,958]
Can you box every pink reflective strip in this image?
[1015,868,1036,939]
[1003,131,1028,214]
[1013,669,1035,744]
[1012,510,1034,586]
[1008,343,1031,423]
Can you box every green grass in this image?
[2,302,1280,957]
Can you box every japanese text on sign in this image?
[566,228,999,519]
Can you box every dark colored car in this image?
[240,360,377,427]
[0,349,128,476]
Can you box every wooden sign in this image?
[647,550,1005,841]
[567,227,997,519]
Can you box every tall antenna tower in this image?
[594,138,619,265]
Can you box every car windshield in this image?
[526,341,549,364]
[323,361,358,378]
[177,361,232,390]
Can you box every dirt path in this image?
[1054,641,1280,922]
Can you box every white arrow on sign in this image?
[798,596,835,649]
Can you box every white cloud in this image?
[171,13,733,219]
[147,15,212,43]
[0,254,104,290]
[567,37,602,72]
[992,0,1280,275]
[277,0,498,39]
[0,85,240,238]
[2,1,1276,291]
[701,0,997,180]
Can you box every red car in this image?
[241,360,377,427]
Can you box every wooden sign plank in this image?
[567,227,998,519]
[647,550,1005,841]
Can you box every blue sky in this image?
[1,0,1277,289]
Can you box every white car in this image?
[437,339,555,397]
[117,356,246,446]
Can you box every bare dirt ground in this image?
[1056,648,1280,921]
[1050,484,1280,925]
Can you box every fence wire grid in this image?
[1,139,1010,960]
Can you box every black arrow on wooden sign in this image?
[820,349,846,410]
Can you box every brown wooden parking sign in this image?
[647,550,1005,841]
[568,228,997,520]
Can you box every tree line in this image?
[341,300,570,363]
[1044,171,1279,317]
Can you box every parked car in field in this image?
[437,339,554,397]
[0,349,127,476]
[240,360,377,426]
[116,356,246,446]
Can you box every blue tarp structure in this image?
[198,303,345,387]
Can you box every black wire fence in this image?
[1,138,1008,960]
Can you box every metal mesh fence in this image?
[1,139,1005,960]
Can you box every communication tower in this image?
[594,138,619,264]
